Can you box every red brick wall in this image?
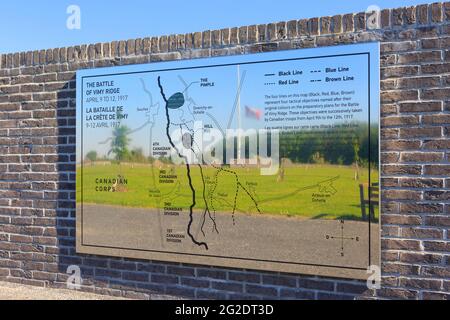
[0,2,449,300]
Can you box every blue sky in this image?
[1,0,429,54]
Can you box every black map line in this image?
[178,123,219,236]
[171,76,221,239]
[158,74,258,247]
[178,120,219,238]
[158,76,209,251]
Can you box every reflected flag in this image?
[245,105,263,120]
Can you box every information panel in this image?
[76,43,380,279]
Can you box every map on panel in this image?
[76,43,380,279]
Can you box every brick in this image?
[331,15,342,33]
[180,277,210,288]
[167,266,195,277]
[354,12,366,30]
[262,275,296,287]
[399,127,442,138]
[165,286,195,298]
[298,278,334,291]
[203,30,211,47]
[211,281,243,293]
[93,268,120,278]
[380,103,397,114]
[392,8,404,26]
[151,274,179,285]
[400,203,443,213]
[276,22,286,40]
[381,239,422,250]
[398,51,442,64]
[109,260,136,271]
[230,27,238,45]
[297,19,308,36]
[381,177,399,187]
[381,90,418,103]
[445,3,450,21]
[399,102,442,113]
[381,41,417,53]
[122,271,149,282]
[336,282,368,294]
[421,63,450,74]
[424,191,450,201]
[342,14,354,32]
[247,25,258,43]
[280,288,315,299]
[422,115,450,125]
[422,88,450,100]
[401,227,443,239]
[380,55,396,68]
[421,38,440,49]
[404,6,416,24]
[431,2,443,22]
[400,177,443,188]
[383,164,422,175]
[168,35,176,52]
[197,268,227,280]
[308,18,319,35]
[416,4,428,24]
[424,165,450,175]
[400,152,444,163]
[245,284,277,296]
[402,77,441,89]
[228,272,261,283]
[425,216,450,227]
[383,190,422,201]
[286,20,297,39]
[423,241,450,252]
[382,116,419,126]
[267,23,276,41]
[383,214,421,227]
[421,266,450,278]
[382,66,419,79]
[400,278,442,291]
[218,28,229,45]
[422,291,450,300]
[151,37,159,53]
[158,36,168,52]
[196,289,227,300]
[382,140,421,151]
[381,152,399,163]
[399,252,442,264]
[320,16,332,35]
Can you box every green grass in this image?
[76,162,379,221]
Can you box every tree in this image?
[85,150,97,162]
[130,148,145,163]
[108,125,131,162]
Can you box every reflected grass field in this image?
[76,163,379,221]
